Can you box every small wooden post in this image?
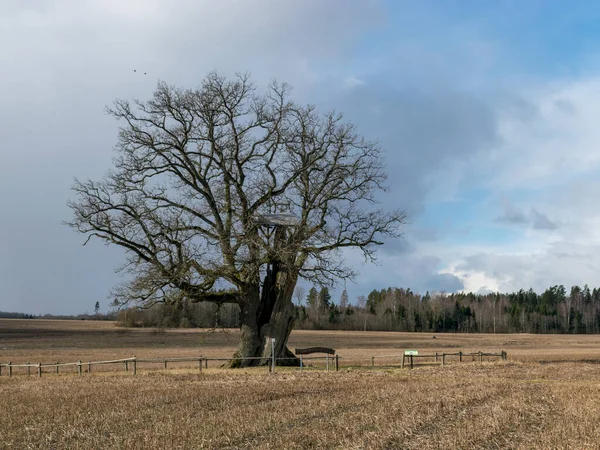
[78,361,82,376]
[0,364,2,376]
[371,356,374,370]
[335,355,339,371]
[125,361,129,372]
[300,355,303,372]
[164,359,167,370]
[271,338,276,374]
[199,358,202,373]
[56,362,59,374]
[479,351,483,363]
[442,353,445,366]
[27,363,31,376]
[401,354,405,369]
[133,357,137,375]
[326,354,329,372]
[502,350,507,361]
[410,355,414,369]
[88,361,91,373]
[435,352,438,363]
[8,362,12,377]
[37,363,42,378]
[459,351,463,362]
[205,358,208,369]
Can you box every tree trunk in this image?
[228,265,300,367]
[260,269,299,366]
[229,287,264,368]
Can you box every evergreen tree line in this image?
[295,284,600,334]
[114,283,600,334]
[0,311,116,320]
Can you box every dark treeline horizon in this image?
[7,283,600,334]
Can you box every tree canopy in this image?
[67,72,406,364]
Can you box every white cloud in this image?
[476,78,600,189]
[343,76,366,88]
[432,77,600,293]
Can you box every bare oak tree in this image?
[67,72,406,366]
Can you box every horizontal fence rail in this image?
[0,350,506,378]
[370,350,507,369]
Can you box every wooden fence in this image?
[371,350,508,369]
[0,350,506,378]
[0,355,338,377]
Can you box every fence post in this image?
[435,352,438,363]
[88,361,91,374]
[133,356,137,375]
[300,355,303,372]
[371,356,374,370]
[479,351,483,363]
[8,362,12,377]
[205,358,208,369]
[27,362,31,376]
[271,338,276,374]
[442,353,445,366]
[78,361,82,376]
[401,354,405,369]
[502,350,507,361]
[459,351,462,363]
[199,358,202,373]
[335,355,339,372]
[38,363,42,378]
[125,361,128,372]
[56,362,59,374]
[326,354,329,372]
[164,359,167,370]
[0,364,2,376]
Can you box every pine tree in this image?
[340,289,349,310]
[319,287,332,310]
[306,287,319,307]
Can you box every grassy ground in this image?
[3,319,600,448]
[2,363,600,448]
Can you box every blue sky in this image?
[3,0,600,313]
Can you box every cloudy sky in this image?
[3,1,600,314]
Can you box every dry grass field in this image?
[3,319,600,448]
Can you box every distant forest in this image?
[111,284,600,334]
[0,311,116,321]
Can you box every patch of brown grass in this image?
[2,363,600,449]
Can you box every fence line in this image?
[0,355,341,377]
[370,350,507,369]
[0,350,506,378]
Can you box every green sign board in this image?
[404,350,419,356]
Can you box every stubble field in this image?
[2,319,600,448]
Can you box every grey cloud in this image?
[497,205,557,230]
[409,227,439,242]
[554,98,577,115]
[423,272,464,293]
[349,253,464,298]
[314,81,500,217]
[531,208,558,230]
[496,93,539,123]
[497,207,528,225]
